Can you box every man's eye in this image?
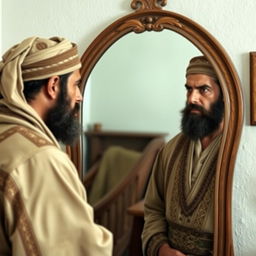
[200,87,209,93]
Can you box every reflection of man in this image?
[0,37,112,255]
[142,56,224,256]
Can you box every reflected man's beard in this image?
[45,89,81,145]
[181,96,224,141]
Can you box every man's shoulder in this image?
[0,125,53,147]
[165,132,186,148]
[157,133,182,157]
[0,125,59,172]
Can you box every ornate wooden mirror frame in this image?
[69,0,243,255]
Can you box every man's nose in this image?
[76,87,83,102]
[187,90,199,104]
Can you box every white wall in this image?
[2,1,256,255]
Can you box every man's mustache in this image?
[71,103,80,117]
[74,103,80,113]
[184,103,208,115]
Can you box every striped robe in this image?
[142,133,222,256]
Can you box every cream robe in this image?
[142,133,221,256]
[0,37,112,255]
[0,109,113,256]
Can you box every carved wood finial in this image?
[131,0,167,11]
[118,16,182,34]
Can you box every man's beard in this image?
[181,96,224,141]
[45,88,81,145]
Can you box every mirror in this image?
[69,0,243,255]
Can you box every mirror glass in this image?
[83,30,201,171]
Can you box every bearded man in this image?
[0,37,112,256]
[142,56,224,256]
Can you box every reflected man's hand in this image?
[158,243,186,256]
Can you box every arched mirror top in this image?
[72,1,243,255]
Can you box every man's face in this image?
[181,74,224,140]
[45,70,83,145]
[66,69,82,110]
[185,74,220,112]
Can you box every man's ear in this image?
[46,75,60,100]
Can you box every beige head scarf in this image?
[186,55,218,82]
[0,36,81,146]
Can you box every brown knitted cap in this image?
[21,37,81,81]
[186,56,218,81]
